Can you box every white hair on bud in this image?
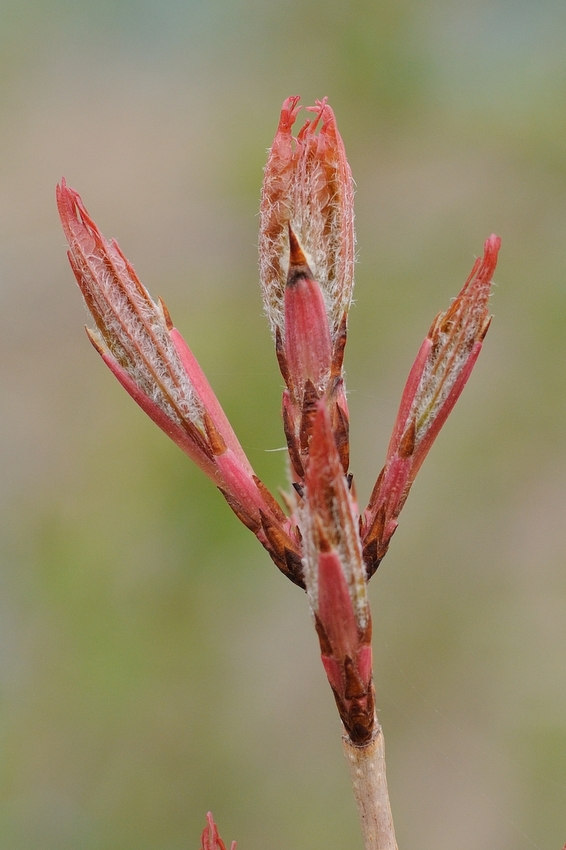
[259,99,355,343]
[71,235,205,431]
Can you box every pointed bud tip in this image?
[55,177,68,202]
[480,234,501,279]
[287,225,313,287]
[203,411,226,457]
[85,326,104,355]
[288,224,308,268]
[200,812,235,850]
[56,178,78,214]
[278,95,301,131]
[158,296,174,330]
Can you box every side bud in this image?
[57,180,304,587]
[362,235,501,576]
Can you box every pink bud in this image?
[57,179,217,479]
[200,812,236,850]
[259,96,355,347]
[362,235,501,575]
[57,180,304,586]
[262,97,354,482]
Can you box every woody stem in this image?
[342,719,398,850]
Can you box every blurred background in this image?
[1,0,566,848]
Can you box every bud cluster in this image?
[58,97,500,749]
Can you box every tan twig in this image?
[343,719,398,850]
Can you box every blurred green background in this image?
[1,0,566,848]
